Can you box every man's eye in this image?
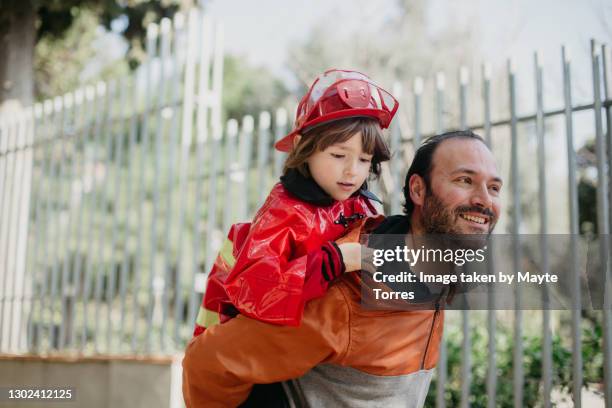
[331,153,345,159]
[489,185,501,193]
[458,177,471,184]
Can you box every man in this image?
[182,130,502,407]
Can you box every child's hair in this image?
[282,117,391,178]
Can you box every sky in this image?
[205,0,611,105]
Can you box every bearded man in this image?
[182,130,503,408]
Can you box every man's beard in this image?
[420,188,496,248]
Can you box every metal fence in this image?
[0,8,224,356]
[0,8,611,406]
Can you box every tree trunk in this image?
[0,2,36,113]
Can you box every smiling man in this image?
[405,131,501,236]
[182,130,503,408]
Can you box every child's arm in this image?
[223,207,346,326]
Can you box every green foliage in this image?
[1,0,182,102]
[222,55,290,121]
[426,316,603,407]
[34,7,129,100]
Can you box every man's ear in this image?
[408,174,426,207]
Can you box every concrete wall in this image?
[0,354,184,408]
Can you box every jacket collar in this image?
[280,169,381,207]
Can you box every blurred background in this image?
[0,0,611,407]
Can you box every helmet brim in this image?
[274,109,393,152]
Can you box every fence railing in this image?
[0,7,224,356]
[0,10,610,405]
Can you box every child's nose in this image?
[344,159,359,176]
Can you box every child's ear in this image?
[408,174,426,207]
[292,135,302,149]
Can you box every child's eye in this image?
[330,153,345,159]
[359,157,372,163]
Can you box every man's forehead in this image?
[431,138,500,179]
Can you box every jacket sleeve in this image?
[182,285,350,408]
[223,204,334,326]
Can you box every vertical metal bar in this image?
[458,67,471,408]
[413,77,423,148]
[257,111,271,206]
[33,100,55,351]
[80,83,107,351]
[69,86,94,350]
[47,96,67,351]
[24,104,44,352]
[118,78,139,350]
[238,116,254,220]
[6,110,26,351]
[459,67,469,130]
[16,108,36,352]
[62,89,86,351]
[602,49,612,399]
[434,72,447,408]
[482,62,497,408]
[435,73,445,135]
[591,39,612,408]
[534,51,554,408]
[604,44,612,247]
[203,21,224,276]
[78,85,102,352]
[161,13,185,350]
[131,24,159,353]
[562,45,583,408]
[43,99,64,351]
[57,92,77,351]
[55,94,75,351]
[144,18,172,353]
[105,76,129,352]
[0,114,18,351]
[203,123,221,280]
[482,65,492,148]
[13,110,33,352]
[389,83,402,215]
[188,11,211,333]
[222,119,238,238]
[273,108,287,179]
[508,59,524,408]
[0,118,8,347]
[93,81,116,353]
[175,10,201,344]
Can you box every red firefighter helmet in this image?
[275,69,399,152]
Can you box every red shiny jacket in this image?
[194,171,379,333]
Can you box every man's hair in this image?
[283,117,391,178]
[402,130,487,216]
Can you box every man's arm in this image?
[182,284,351,408]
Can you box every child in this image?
[193,69,399,335]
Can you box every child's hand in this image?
[338,243,376,273]
[338,243,361,272]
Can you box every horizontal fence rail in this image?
[0,23,610,408]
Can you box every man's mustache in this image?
[455,205,495,219]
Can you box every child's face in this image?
[306,132,373,201]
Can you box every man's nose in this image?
[471,184,493,209]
